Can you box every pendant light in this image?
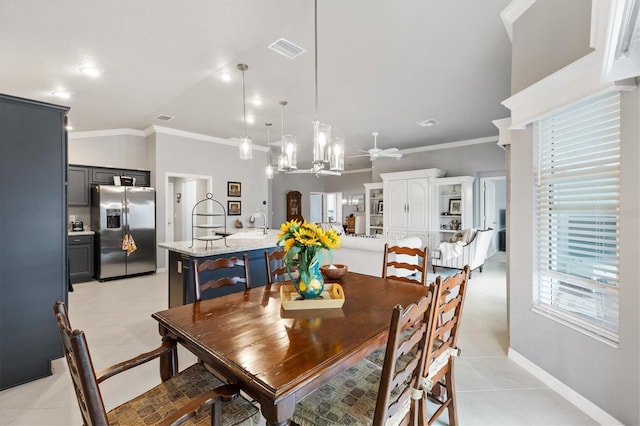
[277,100,297,171]
[238,64,253,160]
[311,0,343,173]
[265,122,274,179]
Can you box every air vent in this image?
[416,119,440,127]
[268,38,306,59]
[155,114,175,122]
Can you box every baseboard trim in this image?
[508,348,622,425]
[156,267,167,273]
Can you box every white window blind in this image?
[534,91,620,344]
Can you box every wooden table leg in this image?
[259,397,295,426]
[159,328,178,381]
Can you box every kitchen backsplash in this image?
[68,206,90,229]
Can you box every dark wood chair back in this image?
[53,301,259,426]
[382,243,429,286]
[423,265,470,426]
[264,249,288,285]
[54,301,108,425]
[193,255,250,301]
[374,289,438,425]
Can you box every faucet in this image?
[250,209,268,234]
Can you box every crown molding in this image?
[399,136,499,155]
[70,125,267,152]
[68,128,145,139]
[148,125,268,152]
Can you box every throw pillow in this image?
[449,231,465,243]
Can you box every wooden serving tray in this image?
[280,284,345,310]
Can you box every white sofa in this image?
[324,234,423,277]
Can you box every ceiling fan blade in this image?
[381,147,399,154]
[347,153,370,158]
[382,152,403,158]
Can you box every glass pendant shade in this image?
[265,165,274,179]
[329,137,344,171]
[312,122,332,165]
[237,63,252,160]
[239,136,253,160]
[278,134,297,171]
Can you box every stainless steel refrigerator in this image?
[91,185,156,280]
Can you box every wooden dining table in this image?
[152,271,429,425]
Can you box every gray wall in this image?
[508,2,640,423]
[68,129,269,270]
[152,132,268,268]
[511,0,592,93]
[68,132,150,170]
[271,142,505,230]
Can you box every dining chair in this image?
[264,248,289,285]
[421,265,470,426]
[382,243,429,286]
[193,254,250,301]
[52,301,259,426]
[291,287,438,425]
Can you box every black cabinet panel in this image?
[125,170,150,186]
[68,235,94,283]
[0,94,68,390]
[91,167,119,185]
[68,166,89,206]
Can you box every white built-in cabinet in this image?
[432,176,474,247]
[364,182,384,236]
[380,169,445,247]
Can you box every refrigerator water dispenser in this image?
[106,209,121,229]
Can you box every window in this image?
[533,92,620,344]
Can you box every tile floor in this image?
[0,253,598,425]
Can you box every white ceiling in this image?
[0,0,512,170]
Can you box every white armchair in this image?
[431,228,494,277]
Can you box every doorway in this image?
[164,173,212,266]
[309,192,343,224]
[480,176,506,257]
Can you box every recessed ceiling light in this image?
[417,119,440,127]
[219,72,231,82]
[79,66,104,77]
[65,124,73,131]
[252,98,262,106]
[246,116,255,124]
[52,91,73,99]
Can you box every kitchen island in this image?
[159,229,280,307]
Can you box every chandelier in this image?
[311,0,343,174]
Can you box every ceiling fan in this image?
[351,132,402,161]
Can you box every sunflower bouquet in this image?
[276,220,341,297]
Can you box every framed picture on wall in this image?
[448,199,462,215]
[228,201,241,216]
[227,181,241,197]
[377,200,384,214]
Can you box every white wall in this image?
[507,2,639,423]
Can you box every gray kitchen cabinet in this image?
[68,234,94,283]
[68,166,89,206]
[90,166,150,187]
[0,93,68,390]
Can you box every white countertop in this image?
[158,229,280,257]
[68,230,95,236]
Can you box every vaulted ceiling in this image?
[0,0,512,170]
